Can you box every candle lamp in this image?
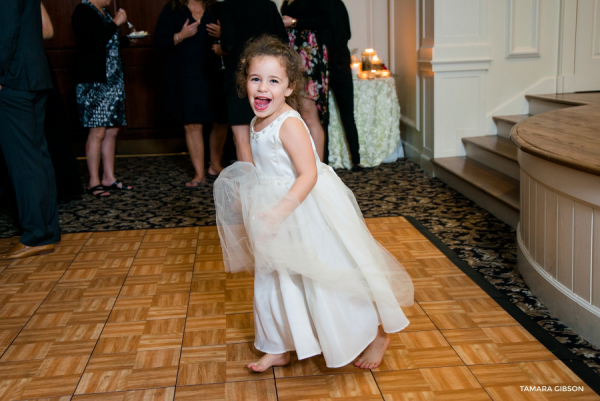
[361,48,375,73]
[371,55,382,71]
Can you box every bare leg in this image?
[208,123,227,176]
[184,123,205,186]
[232,124,253,163]
[247,351,290,373]
[354,325,390,369]
[86,127,109,196]
[100,128,131,189]
[299,97,325,161]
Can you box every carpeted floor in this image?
[1,155,599,376]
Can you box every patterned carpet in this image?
[1,155,599,377]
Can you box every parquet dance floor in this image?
[0,217,597,400]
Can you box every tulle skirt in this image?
[214,162,414,367]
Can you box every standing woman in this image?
[72,0,134,197]
[155,0,228,187]
[280,0,334,162]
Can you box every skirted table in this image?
[328,75,403,169]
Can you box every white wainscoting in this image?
[506,0,540,58]
[518,150,600,347]
[434,71,485,157]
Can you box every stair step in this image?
[525,95,574,115]
[462,135,518,162]
[432,156,520,211]
[493,115,531,139]
[525,94,589,107]
[492,114,531,126]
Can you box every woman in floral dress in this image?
[280,0,333,162]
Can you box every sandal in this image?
[185,180,205,188]
[103,181,133,191]
[86,185,110,198]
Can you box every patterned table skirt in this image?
[328,76,403,169]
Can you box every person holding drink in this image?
[155,0,228,186]
[72,0,136,197]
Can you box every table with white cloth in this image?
[327,75,404,169]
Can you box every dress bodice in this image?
[250,110,319,185]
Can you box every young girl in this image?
[214,35,414,371]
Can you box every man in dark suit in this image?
[328,0,363,171]
[0,0,61,259]
[216,0,288,163]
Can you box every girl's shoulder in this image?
[279,110,309,140]
[251,110,305,140]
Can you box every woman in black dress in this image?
[155,0,228,186]
[215,0,287,163]
[281,0,334,163]
[72,0,133,197]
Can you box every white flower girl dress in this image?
[214,110,414,368]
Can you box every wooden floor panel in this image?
[0,217,596,400]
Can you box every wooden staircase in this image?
[431,94,588,228]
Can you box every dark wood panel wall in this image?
[44,0,184,155]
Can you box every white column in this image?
[430,0,490,159]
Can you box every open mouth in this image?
[253,97,272,111]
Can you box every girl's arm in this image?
[41,3,54,40]
[275,117,318,217]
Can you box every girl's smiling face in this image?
[247,56,293,119]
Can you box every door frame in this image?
[557,0,578,94]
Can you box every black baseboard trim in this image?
[404,215,600,395]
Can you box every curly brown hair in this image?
[167,0,216,11]
[235,35,306,111]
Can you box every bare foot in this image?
[354,326,390,370]
[208,165,223,176]
[247,352,290,372]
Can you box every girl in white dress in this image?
[214,35,414,371]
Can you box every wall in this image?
[484,0,560,133]
[391,0,562,169]
[44,0,183,155]
[390,0,433,171]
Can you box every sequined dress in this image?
[75,0,126,128]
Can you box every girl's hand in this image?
[207,20,221,38]
[113,9,128,26]
[252,209,283,242]
[282,15,295,28]
[179,18,201,40]
[231,199,242,213]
